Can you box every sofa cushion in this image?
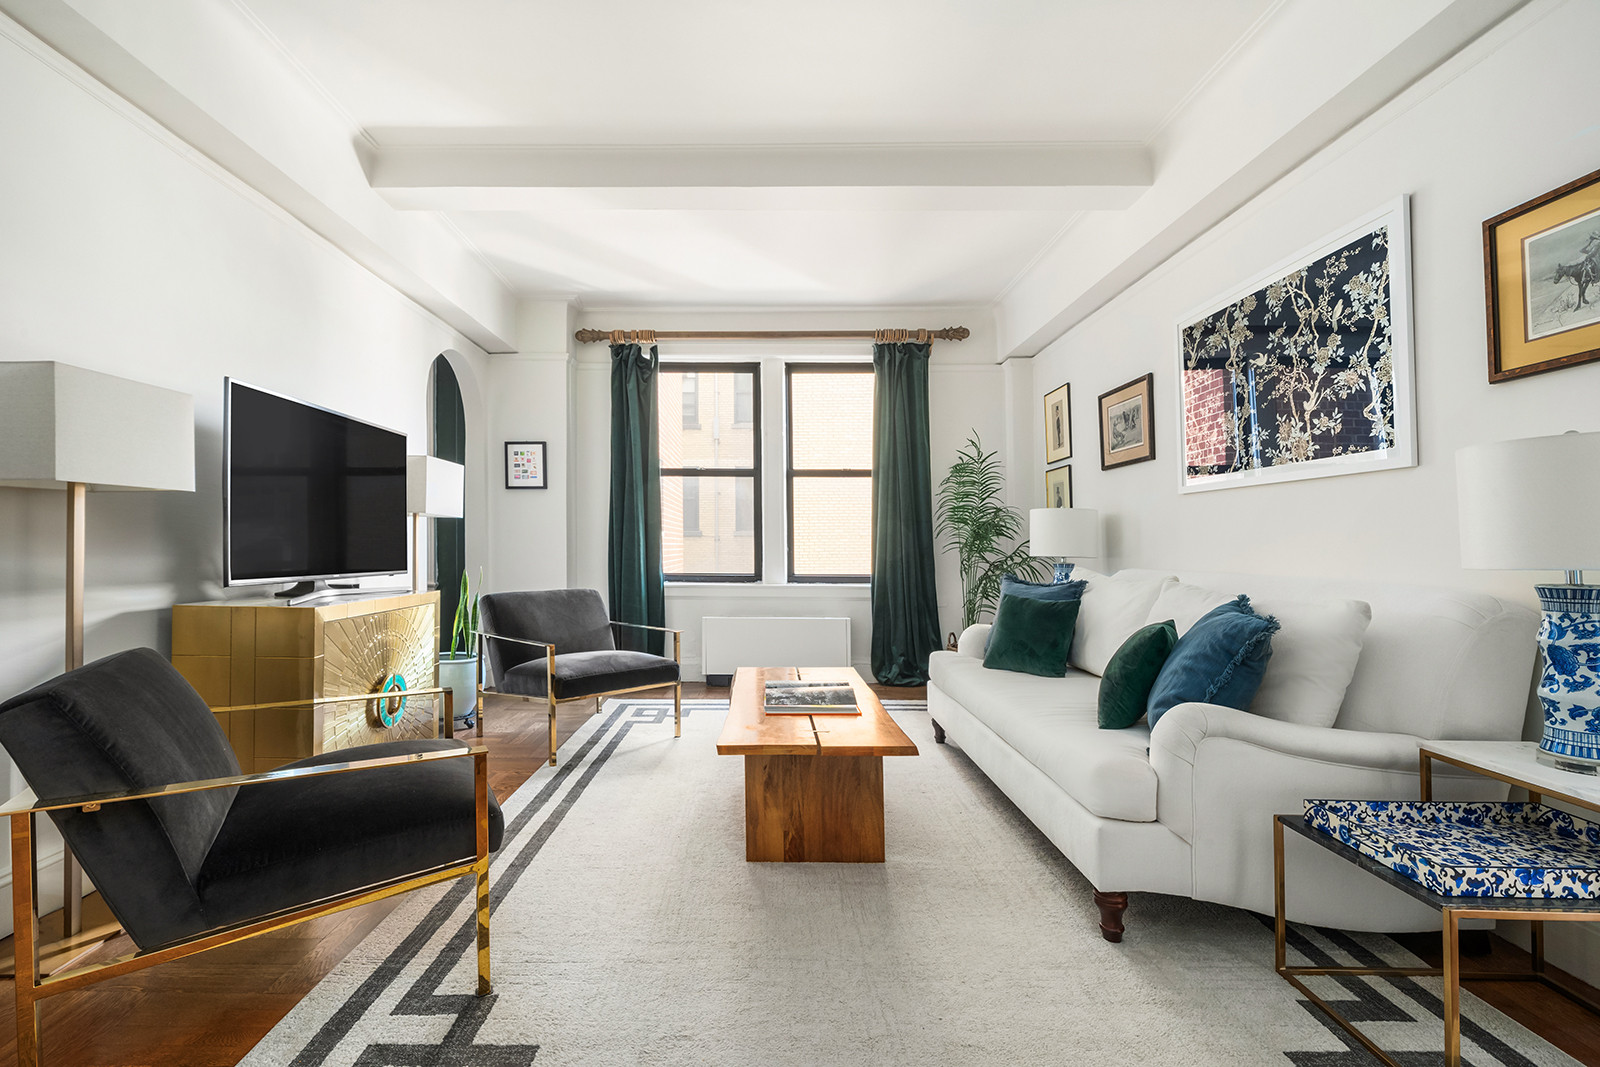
[927,651,1158,822]
[999,575,1088,603]
[1245,596,1371,727]
[1147,596,1279,728]
[1099,620,1178,729]
[1145,581,1235,636]
[1069,568,1176,676]
[984,595,1080,677]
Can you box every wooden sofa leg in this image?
[1094,891,1128,943]
[931,719,945,745]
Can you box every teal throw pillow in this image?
[1145,595,1279,728]
[983,593,1080,678]
[989,576,1087,650]
[1098,620,1179,729]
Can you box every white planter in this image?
[438,654,479,720]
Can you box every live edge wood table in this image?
[715,667,918,862]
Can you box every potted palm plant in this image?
[438,569,481,726]
[936,434,1051,645]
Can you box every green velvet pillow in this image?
[1098,620,1179,729]
[983,593,1080,677]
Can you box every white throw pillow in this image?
[1069,568,1177,676]
[1144,581,1236,636]
[1246,597,1372,727]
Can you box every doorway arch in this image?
[432,354,467,646]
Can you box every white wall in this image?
[565,307,1009,679]
[1028,0,1600,976]
[0,18,490,928]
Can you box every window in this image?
[786,364,873,582]
[681,372,699,429]
[659,364,760,580]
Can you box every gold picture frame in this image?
[1098,374,1154,470]
[1043,382,1071,465]
[1485,166,1600,382]
[1044,465,1072,509]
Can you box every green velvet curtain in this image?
[607,342,665,655]
[870,341,941,685]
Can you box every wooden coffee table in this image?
[715,666,918,862]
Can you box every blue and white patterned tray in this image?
[1303,800,1600,899]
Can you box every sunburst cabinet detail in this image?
[171,592,441,772]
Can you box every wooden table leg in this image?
[1443,908,1461,1067]
[744,754,885,863]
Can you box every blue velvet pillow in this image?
[1145,595,1279,728]
[988,576,1087,650]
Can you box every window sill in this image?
[664,582,870,600]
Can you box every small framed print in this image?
[1043,382,1072,465]
[1485,166,1600,382]
[1098,374,1155,470]
[1044,465,1072,509]
[505,441,547,489]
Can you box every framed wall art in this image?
[505,441,547,489]
[1176,196,1416,494]
[1043,382,1072,465]
[1485,166,1600,382]
[1044,465,1072,509]
[1098,374,1154,470]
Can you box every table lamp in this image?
[1457,431,1600,773]
[406,456,465,595]
[1030,507,1101,581]
[0,361,194,939]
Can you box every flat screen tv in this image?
[224,379,407,590]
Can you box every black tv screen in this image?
[225,380,407,585]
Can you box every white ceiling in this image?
[238,0,1282,307]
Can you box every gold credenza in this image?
[171,591,440,772]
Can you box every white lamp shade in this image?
[1457,432,1600,571]
[0,361,194,491]
[1030,508,1100,559]
[407,455,465,518]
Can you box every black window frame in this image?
[785,362,873,584]
[660,362,761,583]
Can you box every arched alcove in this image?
[431,354,467,645]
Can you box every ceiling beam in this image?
[368,141,1152,211]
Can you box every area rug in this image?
[243,698,1578,1067]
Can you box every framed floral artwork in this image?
[1044,465,1072,508]
[1043,382,1071,465]
[1176,196,1416,493]
[1485,167,1600,382]
[1097,374,1154,470]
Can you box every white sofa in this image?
[927,568,1539,940]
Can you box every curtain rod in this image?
[573,327,969,344]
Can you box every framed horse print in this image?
[1485,166,1600,382]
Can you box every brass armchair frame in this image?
[474,621,682,766]
[1,690,491,1067]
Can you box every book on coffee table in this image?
[763,680,861,715]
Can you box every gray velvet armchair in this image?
[476,589,682,766]
[0,648,503,1067]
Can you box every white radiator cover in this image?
[701,616,852,676]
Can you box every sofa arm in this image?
[956,624,991,659]
[1151,702,1423,775]
[1147,701,1509,927]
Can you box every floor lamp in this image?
[0,362,194,955]
[407,456,466,595]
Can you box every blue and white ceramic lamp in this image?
[1458,432,1600,772]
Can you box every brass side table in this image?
[1275,810,1600,1067]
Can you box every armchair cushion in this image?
[479,589,615,684]
[0,648,240,950]
[501,649,679,700]
[197,738,503,935]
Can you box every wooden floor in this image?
[0,682,1594,1065]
